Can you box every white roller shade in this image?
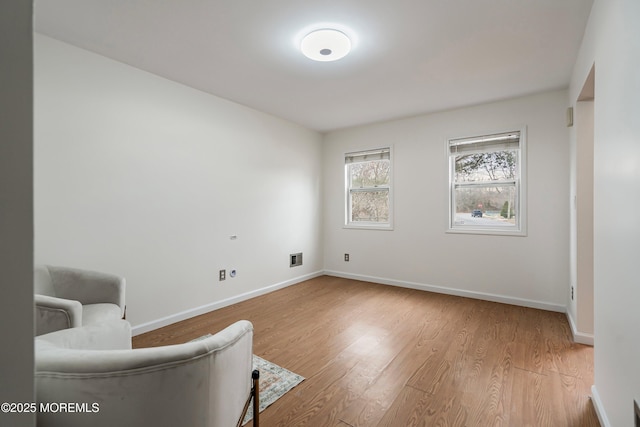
[449,132,520,155]
[345,148,390,164]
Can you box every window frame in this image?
[446,127,527,236]
[344,146,394,230]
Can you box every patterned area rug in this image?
[242,355,304,425]
[190,335,304,425]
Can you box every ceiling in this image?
[34,0,594,133]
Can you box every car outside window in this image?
[448,129,526,235]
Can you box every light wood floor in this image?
[133,276,599,426]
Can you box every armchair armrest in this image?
[35,294,82,335]
[47,265,126,317]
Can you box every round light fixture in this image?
[301,29,351,62]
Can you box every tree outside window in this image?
[448,130,526,235]
[345,148,392,229]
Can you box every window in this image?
[345,147,392,229]
[448,129,526,235]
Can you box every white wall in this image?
[34,35,324,331]
[323,90,570,311]
[569,0,640,425]
[0,1,35,426]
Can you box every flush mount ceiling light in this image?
[301,29,351,62]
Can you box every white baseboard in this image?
[591,385,611,427]
[566,311,595,346]
[133,269,568,335]
[131,270,324,336]
[323,270,566,313]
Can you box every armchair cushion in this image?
[82,303,123,326]
[36,319,133,352]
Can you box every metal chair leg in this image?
[237,369,260,427]
[252,369,260,427]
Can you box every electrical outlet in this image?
[344,253,350,262]
[219,270,226,281]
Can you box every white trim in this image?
[343,223,394,231]
[132,269,568,336]
[131,271,323,336]
[445,227,527,237]
[565,311,594,346]
[591,385,611,427]
[446,125,528,237]
[344,145,394,230]
[323,270,565,313]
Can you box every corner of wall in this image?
[591,385,612,427]
[565,311,594,346]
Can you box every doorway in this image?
[572,65,595,344]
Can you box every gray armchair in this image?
[34,265,126,335]
[35,319,259,427]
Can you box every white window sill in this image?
[446,227,526,237]
[344,223,394,231]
